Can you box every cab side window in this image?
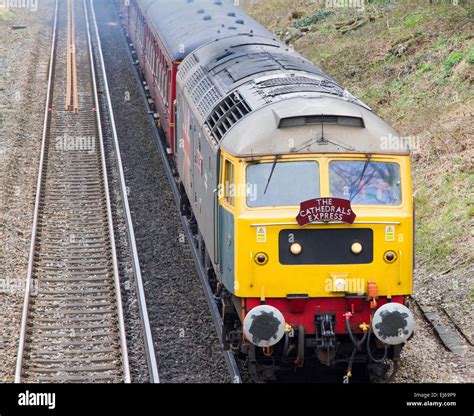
[223,159,234,206]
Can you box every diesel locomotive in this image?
[120,0,415,382]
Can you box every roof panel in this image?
[220,97,405,156]
[136,0,274,61]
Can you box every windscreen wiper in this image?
[263,156,280,195]
[350,154,372,201]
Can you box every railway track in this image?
[15,0,158,383]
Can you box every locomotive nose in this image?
[243,305,286,347]
[371,303,414,345]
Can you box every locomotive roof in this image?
[221,96,402,156]
[138,0,274,61]
[177,35,407,156]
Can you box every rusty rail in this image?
[66,0,79,112]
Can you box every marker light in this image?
[255,252,269,265]
[287,294,308,313]
[290,243,302,255]
[384,250,397,263]
[351,242,363,254]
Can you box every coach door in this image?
[218,157,235,293]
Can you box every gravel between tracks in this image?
[94,0,228,383]
[89,0,149,382]
[95,60,150,384]
[0,2,55,383]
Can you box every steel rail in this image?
[66,0,71,110]
[72,0,79,112]
[83,0,130,383]
[14,0,59,383]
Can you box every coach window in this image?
[145,31,148,60]
[158,60,163,94]
[138,16,144,44]
[156,51,161,90]
[159,55,163,92]
[150,42,154,74]
[162,66,166,102]
[159,61,164,95]
[163,65,168,103]
[158,50,161,76]
[147,39,152,66]
[164,66,169,106]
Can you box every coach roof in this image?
[138,0,275,61]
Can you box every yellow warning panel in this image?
[385,225,395,242]
[256,226,267,243]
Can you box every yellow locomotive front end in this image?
[228,152,413,298]
[218,150,414,381]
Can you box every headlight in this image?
[351,242,363,254]
[290,243,302,255]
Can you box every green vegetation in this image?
[403,13,429,28]
[292,10,332,29]
[0,7,13,20]
[416,166,473,269]
[245,0,473,273]
[467,47,474,64]
[443,51,466,76]
[417,62,433,73]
